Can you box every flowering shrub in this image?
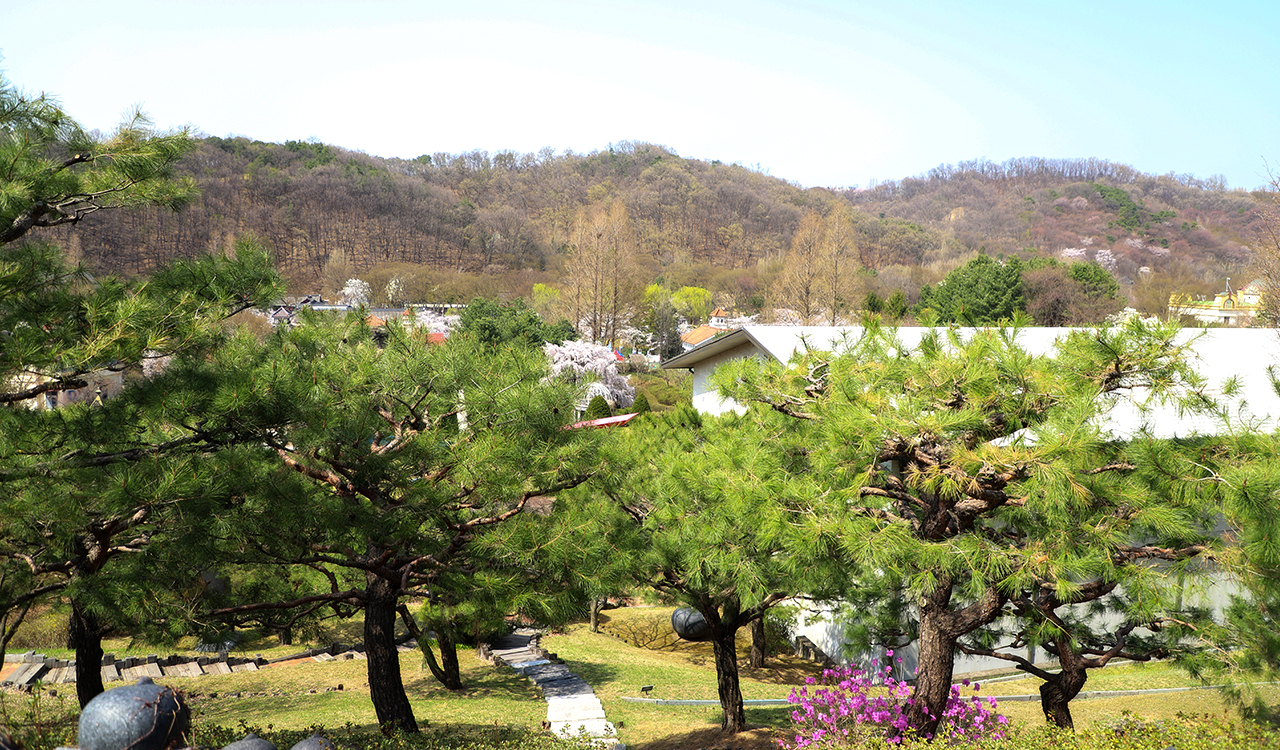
[780,651,1007,747]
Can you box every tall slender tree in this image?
[564,200,641,345]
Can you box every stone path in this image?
[484,629,619,748]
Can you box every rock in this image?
[221,732,278,750]
[78,677,190,750]
[288,733,337,750]
[671,608,712,642]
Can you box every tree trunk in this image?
[364,575,418,733]
[590,599,601,633]
[399,605,464,691]
[749,615,766,669]
[68,599,105,708]
[423,620,463,690]
[1040,634,1088,730]
[903,604,955,739]
[711,626,746,733]
[278,626,293,646]
[1039,669,1087,730]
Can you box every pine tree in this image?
[715,318,1224,735]
[567,406,842,733]
[187,318,603,733]
[0,72,197,245]
[0,72,283,707]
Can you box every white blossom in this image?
[544,340,635,409]
[412,307,458,334]
[340,278,372,306]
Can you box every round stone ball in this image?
[221,734,278,750]
[78,677,191,750]
[671,607,713,642]
[288,733,337,750]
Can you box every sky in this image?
[3,0,1277,191]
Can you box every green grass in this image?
[6,605,1280,750]
[629,371,691,411]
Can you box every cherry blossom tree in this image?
[545,340,634,410]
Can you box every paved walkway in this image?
[484,630,619,748]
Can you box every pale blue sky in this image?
[3,0,1276,190]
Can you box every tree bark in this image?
[68,598,105,708]
[748,615,766,669]
[423,619,463,690]
[364,575,418,733]
[905,607,955,740]
[711,625,746,733]
[1040,634,1088,729]
[398,605,463,690]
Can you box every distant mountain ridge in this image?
[40,139,1265,307]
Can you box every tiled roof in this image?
[680,325,726,347]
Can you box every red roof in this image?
[680,324,725,347]
[567,413,642,430]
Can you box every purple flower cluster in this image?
[780,650,1008,747]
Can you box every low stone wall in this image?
[0,642,375,691]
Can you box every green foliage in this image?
[915,254,1024,324]
[629,371,691,411]
[1067,260,1122,299]
[630,391,652,414]
[563,405,844,731]
[0,72,198,245]
[457,297,575,347]
[4,607,68,650]
[585,394,613,419]
[671,286,713,324]
[713,318,1225,733]
[636,285,684,360]
[885,289,908,320]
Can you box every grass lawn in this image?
[6,604,1280,750]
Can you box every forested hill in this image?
[44,137,1267,310]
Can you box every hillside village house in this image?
[1168,279,1262,326]
[664,325,1280,674]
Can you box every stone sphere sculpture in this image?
[671,607,713,642]
[78,677,190,750]
[221,733,278,750]
[288,733,337,750]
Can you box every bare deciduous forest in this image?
[43,138,1267,317]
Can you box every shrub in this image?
[584,395,612,420]
[780,651,1006,747]
[630,392,652,414]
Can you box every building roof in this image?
[567,412,642,430]
[679,324,727,347]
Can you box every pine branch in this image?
[208,589,364,617]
